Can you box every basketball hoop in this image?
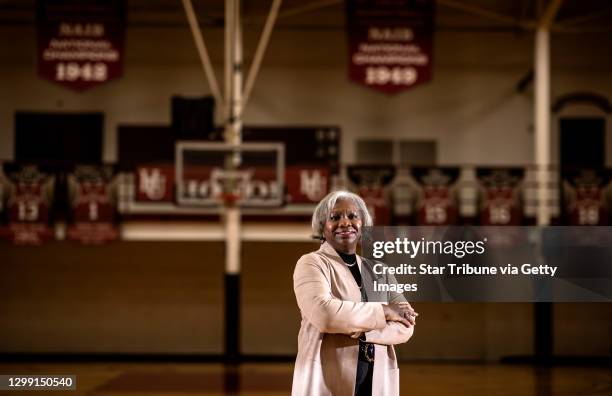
[213,168,251,208]
[220,192,241,207]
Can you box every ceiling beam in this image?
[437,0,534,30]
[537,0,562,28]
[243,0,341,23]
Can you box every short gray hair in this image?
[311,190,373,239]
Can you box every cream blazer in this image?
[292,242,414,396]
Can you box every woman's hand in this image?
[382,302,418,327]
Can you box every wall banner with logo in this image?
[476,168,524,226]
[347,165,396,225]
[285,166,330,204]
[411,167,460,225]
[346,0,434,94]
[562,168,611,226]
[1,165,55,245]
[134,163,330,208]
[66,165,118,244]
[36,0,126,90]
[136,164,175,203]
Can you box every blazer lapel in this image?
[318,242,362,302]
[358,256,388,303]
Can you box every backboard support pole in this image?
[182,0,283,365]
[533,0,562,367]
[224,0,242,365]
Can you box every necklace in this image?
[338,251,357,267]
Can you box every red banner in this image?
[66,166,118,244]
[3,165,55,245]
[136,165,175,203]
[476,168,524,226]
[411,167,460,225]
[36,0,126,90]
[347,165,396,225]
[346,0,434,94]
[136,164,328,206]
[180,165,280,206]
[563,168,610,226]
[285,166,330,204]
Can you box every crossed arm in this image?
[294,255,416,346]
[360,280,415,345]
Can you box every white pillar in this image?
[224,0,243,275]
[534,26,551,226]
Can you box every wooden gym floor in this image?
[0,362,611,395]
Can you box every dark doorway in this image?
[15,112,104,168]
[560,117,605,170]
[534,116,607,365]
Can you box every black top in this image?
[335,249,374,361]
[337,251,362,288]
[337,250,356,264]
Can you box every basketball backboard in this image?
[175,142,285,207]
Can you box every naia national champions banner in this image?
[36,0,126,90]
[346,0,434,94]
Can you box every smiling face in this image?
[323,198,363,254]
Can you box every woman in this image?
[292,190,417,396]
